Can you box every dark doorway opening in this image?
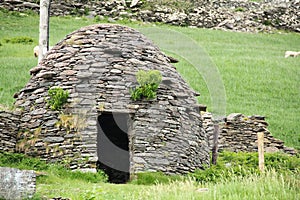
[97,113,130,184]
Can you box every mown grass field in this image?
[0,10,299,149]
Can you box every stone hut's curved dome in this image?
[15,24,209,182]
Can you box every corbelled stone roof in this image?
[14,24,209,177]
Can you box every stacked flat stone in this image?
[201,112,214,149]
[0,0,299,33]
[0,111,20,152]
[202,112,297,155]
[12,24,209,174]
[0,167,36,200]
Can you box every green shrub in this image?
[130,172,183,185]
[0,151,49,171]
[39,165,108,184]
[136,70,162,86]
[4,36,34,44]
[94,15,101,22]
[130,70,162,101]
[263,19,272,26]
[131,83,159,100]
[221,151,300,172]
[190,163,259,183]
[0,151,108,184]
[0,9,23,17]
[46,87,69,111]
[189,151,300,183]
[84,7,90,16]
[265,152,300,172]
[235,7,245,12]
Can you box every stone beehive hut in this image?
[14,24,209,183]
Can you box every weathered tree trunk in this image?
[38,0,51,63]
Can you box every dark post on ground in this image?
[212,123,219,165]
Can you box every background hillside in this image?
[1,0,299,32]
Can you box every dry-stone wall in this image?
[0,110,20,152]
[202,112,297,155]
[0,167,36,200]
[202,112,215,149]
[0,0,299,33]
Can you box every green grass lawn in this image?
[36,173,299,200]
[1,151,299,200]
[0,10,299,150]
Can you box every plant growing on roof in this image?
[47,87,69,111]
[130,70,162,101]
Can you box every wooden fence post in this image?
[257,132,264,172]
[38,0,51,63]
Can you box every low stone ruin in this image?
[203,112,297,155]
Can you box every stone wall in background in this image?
[0,167,36,200]
[0,110,20,152]
[202,112,297,155]
[0,0,299,33]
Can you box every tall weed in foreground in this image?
[131,170,299,200]
[35,170,299,200]
[190,151,299,183]
[204,170,300,200]
[130,171,184,185]
[5,151,294,199]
